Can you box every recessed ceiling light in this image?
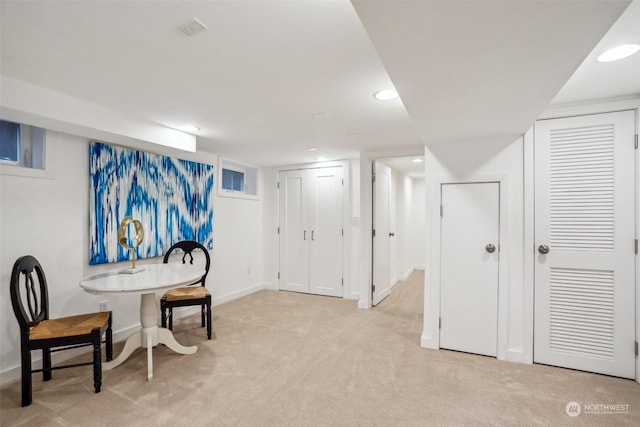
[373,89,399,101]
[177,125,200,133]
[312,112,331,119]
[307,147,318,151]
[411,158,424,163]
[597,44,640,62]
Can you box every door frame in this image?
[425,174,510,360]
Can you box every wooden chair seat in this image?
[29,312,111,341]
[164,286,210,302]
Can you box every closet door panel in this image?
[309,167,343,297]
[278,171,309,293]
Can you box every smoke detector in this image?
[179,18,208,36]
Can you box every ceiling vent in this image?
[179,18,208,36]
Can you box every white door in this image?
[373,162,392,305]
[278,170,309,293]
[440,182,500,357]
[534,111,635,379]
[278,167,343,297]
[309,167,344,297]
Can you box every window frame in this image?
[217,157,259,200]
[0,119,50,179]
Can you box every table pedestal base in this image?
[103,293,197,380]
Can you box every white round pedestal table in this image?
[80,263,205,380]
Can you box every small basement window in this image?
[0,119,46,170]
[0,119,20,164]
[218,158,259,200]
[222,168,245,192]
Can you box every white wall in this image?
[388,171,426,282]
[421,137,525,363]
[0,129,266,384]
[410,177,426,270]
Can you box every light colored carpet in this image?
[1,270,638,426]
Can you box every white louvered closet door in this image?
[534,111,635,379]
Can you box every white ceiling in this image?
[1,1,637,168]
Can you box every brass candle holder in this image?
[117,216,146,274]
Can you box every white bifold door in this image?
[440,182,500,357]
[534,111,635,379]
[278,167,343,297]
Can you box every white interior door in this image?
[373,162,392,305]
[309,167,344,297]
[278,170,309,293]
[440,182,499,357]
[534,111,635,379]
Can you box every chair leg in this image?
[160,298,167,328]
[206,296,212,340]
[92,329,102,393]
[106,312,113,362]
[42,348,52,381]
[20,342,32,407]
[201,304,205,327]
[168,307,173,330]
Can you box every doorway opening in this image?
[371,156,426,307]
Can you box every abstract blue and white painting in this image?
[89,141,214,265]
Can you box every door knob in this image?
[389,232,395,237]
[485,244,496,253]
[538,245,550,254]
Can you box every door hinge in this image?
[372,173,376,183]
[440,205,443,217]
[439,317,442,329]
[635,134,638,149]
[635,341,638,356]
[341,228,344,236]
[277,181,280,189]
[372,284,376,292]
[277,272,280,279]
[372,229,376,237]
[341,278,344,286]
[342,178,344,186]
[277,227,280,235]
[635,239,638,255]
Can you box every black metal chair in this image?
[160,241,212,339]
[10,255,113,407]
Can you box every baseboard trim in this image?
[401,267,415,281]
[506,349,526,364]
[212,283,266,307]
[420,333,438,350]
